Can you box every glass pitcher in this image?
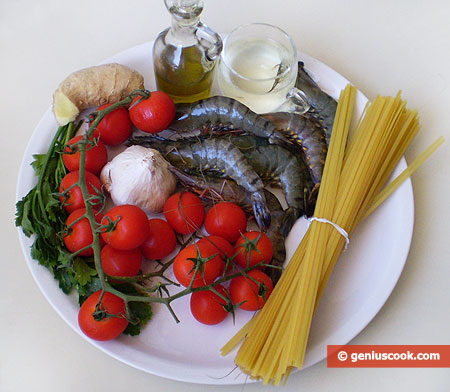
[217,23,310,114]
[153,0,222,103]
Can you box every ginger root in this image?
[52,63,145,125]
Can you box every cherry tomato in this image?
[140,218,176,260]
[204,202,247,243]
[101,244,142,278]
[78,290,128,341]
[234,231,273,269]
[229,270,273,311]
[190,284,230,325]
[129,91,175,134]
[163,192,205,235]
[63,208,104,256]
[100,204,150,251]
[59,170,103,213]
[197,235,234,261]
[93,104,133,146]
[173,241,225,288]
[63,135,108,175]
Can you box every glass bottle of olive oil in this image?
[153,0,222,103]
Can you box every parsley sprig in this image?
[15,122,101,297]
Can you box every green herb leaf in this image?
[77,277,103,305]
[73,259,98,286]
[15,193,34,237]
[53,265,74,294]
[124,301,153,336]
[112,283,153,336]
[31,153,46,175]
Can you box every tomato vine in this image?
[17,89,276,336]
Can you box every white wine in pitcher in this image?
[217,24,298,113]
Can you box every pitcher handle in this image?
[275,87,311,114]
[195,22,223,62]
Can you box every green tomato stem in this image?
[69,89,273,326]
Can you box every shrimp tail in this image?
[251,192,271,230]
[280,207,299,237]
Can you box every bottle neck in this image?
[171,14,199,33]
[165,0,203,31]
[166,15,199,46]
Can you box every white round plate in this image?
[16,41,414,385]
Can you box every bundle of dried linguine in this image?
[221,85,444,385]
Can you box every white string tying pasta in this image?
[308,217,350,251]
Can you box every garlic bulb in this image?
[100,145,177,213]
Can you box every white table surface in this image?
[1,1,449,391]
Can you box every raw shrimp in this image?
[168,96,292,147]
[129,136,271,230]
[262,111,327,184]
[227,135,314,235]
[131,134,315,235]
[296,62,337,145]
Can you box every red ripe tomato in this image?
[197,235,234,261]
[63,135,108,175]
[129,91,175,134]
[63,208,104,256]
[140,219,176,260]
[78,290,128,341]
[163,192,205,235]
[173,241,225,288]
[59,170,103,213]
[100,204,150,251]
[234,231,273,269]
[101,244,142,278]
[190,284,230,325]
[204,202,247,243]
[229,270,273,311]
[93,104,133,146]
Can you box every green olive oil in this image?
[152,0,222,103]
[154,44,214,103]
